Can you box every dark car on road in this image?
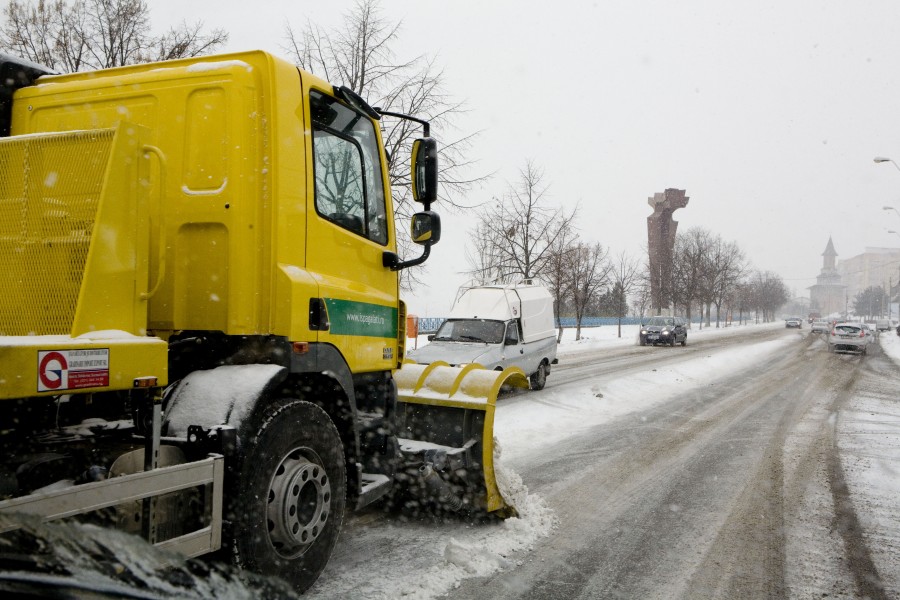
[639,316,688,346]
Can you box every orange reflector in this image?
[133,376,158,388]
[292,342,309,354]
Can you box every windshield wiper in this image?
[458,335,485,342]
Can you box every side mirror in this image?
[382,211,441,271]
[410,211,441,245]
[411,137,438,205]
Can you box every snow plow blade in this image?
[394,362,529,516]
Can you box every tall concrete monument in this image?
[647,188,689,313]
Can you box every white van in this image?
[407,282,559,389]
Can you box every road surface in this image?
[307,326,898,599]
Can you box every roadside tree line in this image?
[466,161,791,338]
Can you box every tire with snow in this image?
[226,399,345,594]
[530,362,548,390]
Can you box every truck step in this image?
[356,473,391,510]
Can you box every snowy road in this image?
[305,324,900,599]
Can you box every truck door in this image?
[304,89,398,373]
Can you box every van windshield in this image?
[433,319,505,343]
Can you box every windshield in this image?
[310,90,388,244]
[645,317,675,327]
[834,324,861,334]
[433,319,506,343]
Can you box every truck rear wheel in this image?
[227,399,345,594]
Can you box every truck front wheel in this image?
[227,399,346,594]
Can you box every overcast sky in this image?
[154,0,900,315]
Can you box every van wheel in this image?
[530,363,548,391]
[227,399,346,594]
[681,337,687,346]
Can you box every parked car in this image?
[810,320,830,334]
[828,322,868,354]
[785,317,803,328]
[639,316,688,346]
[876,319,891,332]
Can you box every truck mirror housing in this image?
[411,210,441,245]
[382,211,441,271]
[411,137,438,204]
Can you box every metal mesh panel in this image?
[0,130,114,335]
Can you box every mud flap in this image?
[394,362,529,516]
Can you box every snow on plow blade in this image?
[394,362,529,516]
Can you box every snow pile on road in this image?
[396,447,556,598]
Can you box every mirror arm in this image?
[376,109,430,137]
[383,243,432,271]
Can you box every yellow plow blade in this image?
[394,362,529,516]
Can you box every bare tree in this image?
[747,270,789,322]
[707,238,747,327]
[152,20,230,62]
[672,227,711,321]
[568,241,610,340]
[853,286,884,320]
[609,250,640,338]
[542,224,579,342]
[283,0,486,288]
[0,0,227,72]
[632,275,652,321]
[464,220,505,285]
[468,161,576,283]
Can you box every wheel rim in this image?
[266,448,331,559]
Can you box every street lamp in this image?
[875,156,900,172]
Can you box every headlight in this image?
[641,329,647,334]
[662,329,669,335]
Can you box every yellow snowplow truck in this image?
[0,51,528,593]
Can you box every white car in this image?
[811,320,830,334]
[785,317,803,328]
[828,322,868,354]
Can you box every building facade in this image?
[808,237,846,316]
[838,247,900,305]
